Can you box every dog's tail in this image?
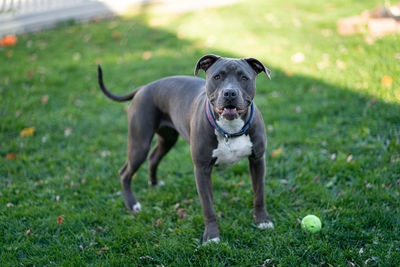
[97,65,138,102]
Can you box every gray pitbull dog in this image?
[97,54,273,243]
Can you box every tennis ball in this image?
[301,215,321,233]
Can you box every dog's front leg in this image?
[194,165,220,244]
[249,155,274,229]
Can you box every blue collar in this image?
[205,100,254,139]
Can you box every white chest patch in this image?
[212,118,253,166]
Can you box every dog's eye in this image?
[241,76,249,81]
[213,74,221,80]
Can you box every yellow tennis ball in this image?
[301,215,321,233]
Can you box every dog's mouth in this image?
[215,105,246,120]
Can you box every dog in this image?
[97,54,273,244]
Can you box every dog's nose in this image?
[222,88,238,101]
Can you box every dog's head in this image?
[195,54,270,121]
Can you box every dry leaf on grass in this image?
[271,148,283,158]
[291,52,305,63]
[153,218,162,227]
[111,30,120,40]
[64,128,72,137]
[177,208,188,219]
[1,35,17,46]
[98,245,109,255]
[57,215,64,224]
[381,75,393,86]
[6,153,17,159]
[42,95,49,104]
[142,51,152,60]
[20,127,35,137]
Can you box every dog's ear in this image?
[194,54,221,76]
[244,57,271,80]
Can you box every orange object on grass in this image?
[1,35,17,46]
[381,75,393,87]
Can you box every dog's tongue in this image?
[222,108,238,119]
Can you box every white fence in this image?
[0,0,132,35]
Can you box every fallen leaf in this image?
[280,179,288,184]
[98,245,109,255]
[139,255,155,261]
[284,70,294,77]
[336,60,347,69]
[64,127,72,137]
[112,30,121,40]
[182,198,193,204]
[142,51,152,60]
[177,208,188,219]
[262,258,272,267]
[1,35,17,46]
[26,229,33,236]
[217,211,225,218]
[346,154,353,162]
[56,195,60,202]
[26,70,34,79]
[153,218,162,227]
[6,153,17,159]
[271,148,283,158]
[291,52,305,63]
[57,215,64,224]
[6,203,14,208]
[234,180,245,186]
[365,183,373,188]
[20,127,35,137]
[173,203,180,210]
[42,95,49,104]
[381,75,393,86]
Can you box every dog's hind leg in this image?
[119,105,158,212]
[148,127,179,186]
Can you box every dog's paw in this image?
[148,180,165,186]
[132,202,141,213]
[257,221,274,229]
[202,237,220,246]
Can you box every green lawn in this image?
[1,0,399,265]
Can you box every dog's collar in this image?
[205,100,254,139]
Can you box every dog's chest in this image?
[212,118,253,166]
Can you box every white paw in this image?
[257,221,274,229]
[202,237,220,246]
[132,202,141,213]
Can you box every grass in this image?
[1,0,399,265]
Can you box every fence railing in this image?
[0,0,90,16]
[0,0,115,35]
